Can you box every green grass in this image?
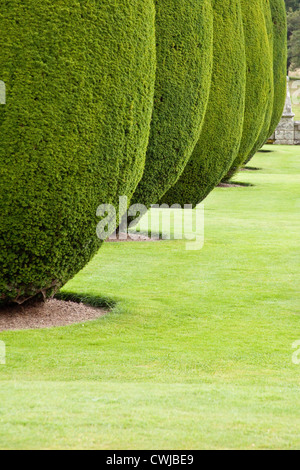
[0,145,299,450]
[289,77,300,120]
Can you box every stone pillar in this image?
[273,77,295,145]
[294,121,300,145]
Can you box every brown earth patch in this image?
[218,182,247,188]
[0,299,107,332]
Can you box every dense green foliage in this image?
[286,0,300,71]
[241,0,275,168]
[160,0,246,207]
[268,0,288,137]
[0,0,156,304]
[0,1,289,305]
[223,0,273,180]
[130,0,213,210]
[285,0,298,10]
[287,9,300,70]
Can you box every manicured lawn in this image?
[0,145,299,450]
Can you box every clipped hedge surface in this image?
[130,0,213,209]
[223,0,273,180]
[0,0,156,304]
[242,0,274,166]
[160,0,246,207]
[268,0,287,137]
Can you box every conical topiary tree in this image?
[222,0,273,181]
[0,0,156,305]
[240,0,275,167]
[267,0,288,137]
[246,0,287,165]
[160,0,246,207]
[226,0,287,172]
[129,0,214,211]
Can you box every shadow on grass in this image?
[55,292,116,310]
[242,166,262,171]
[232,182,255,187]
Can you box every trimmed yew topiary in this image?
[160,0,246,207]
[0,1,156,304]
[268,0,287,137]
[129,0,214,209]
[241,0,275,167]
[222,0,274,180]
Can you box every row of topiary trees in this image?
[0,0,287,305]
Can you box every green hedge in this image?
[223,0,274,180]
[130,0,213,210]
[268,0,287,137]
[242,0,275,166]
[160,0,246,207]
[0,0,156,304]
